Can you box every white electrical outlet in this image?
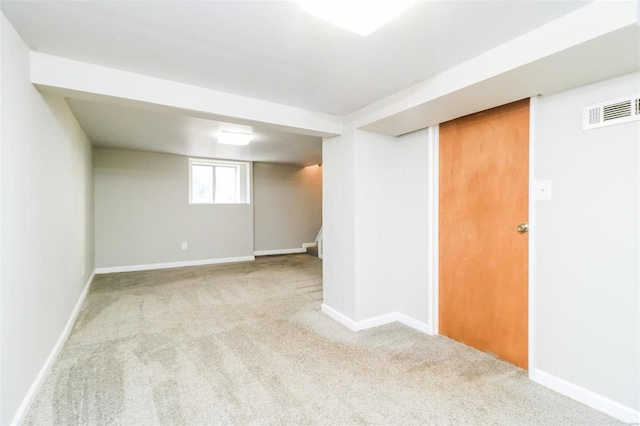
[181,242,188,250]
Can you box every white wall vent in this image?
[582,95,640,130]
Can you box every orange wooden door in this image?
[439,99,529,369]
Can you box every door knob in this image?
[517,223,529,233]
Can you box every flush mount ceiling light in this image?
[299,0,415,36]
[218,131,252,146]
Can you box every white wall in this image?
[323,129,431,324]
[323,131,357,319]
[393,129,431,324]
[253,162,322,252]
[353,131,398,321]
[94,148,254,268]
[0,13,94,425]
[533,73,639,414]
[324,76,639,422]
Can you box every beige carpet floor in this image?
[25,254,620,425]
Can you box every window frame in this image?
[188,158,251,205]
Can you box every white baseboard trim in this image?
[254,248,305,256]
[395,313,434,335]
[321,304,361,331]
[11,271,95,426]
[355,312,398,331]
[530,368,639,424]
[321,304,434,335]
[322,304,396,331]
[95,256,255,274]
[255,243,317,257]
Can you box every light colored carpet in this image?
[25,254,619,425]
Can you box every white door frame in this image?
[426,97,537,375]
[527,96,538,374]
[426,125,439,335]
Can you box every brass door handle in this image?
[517,223,529,233]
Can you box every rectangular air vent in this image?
[583,95,640,130]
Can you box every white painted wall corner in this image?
[321,304,433,335]
[321,304,395,331]
[10,271,95,426]
[395,313,434,335]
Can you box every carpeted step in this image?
[306,245,319,257]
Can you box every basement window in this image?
[189,158,251,204]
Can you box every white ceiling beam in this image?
[345,0,640,135]
[30,52,343,138]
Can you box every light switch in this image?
[535,180,552,201]
[181,242,188,250]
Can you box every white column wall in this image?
[322,128,432,325]
[393,129,431,324]
[353,131,398,321]
[322,131,357,319]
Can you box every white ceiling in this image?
[1,0,592,165]
[66,99,323,166]
[2,0,588,115]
